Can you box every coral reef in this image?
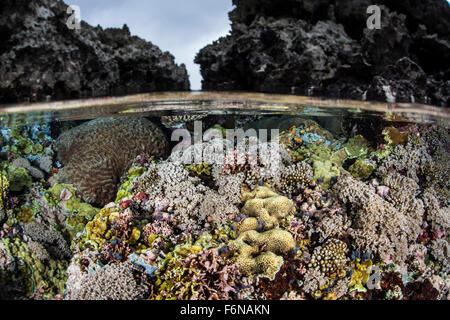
[0,114,448,301]
[333,174,422,265]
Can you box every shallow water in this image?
[1,91,449,125]
[0,92,449,300]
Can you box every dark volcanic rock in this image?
[0,0,190,104]
[196,0,450,106]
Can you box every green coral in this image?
[312,160,340,189]
[0,171,9,209]
[1,237,68,299]
[7,166,32,192]
[47,184,100,240]
[15,206,34,223]
[349,159,375,179]
[6,127,47,157]
[82,207,118,248]
[298,144,342,189]
[382,127,409,146]
[343,135,369,159]
[115,167,146,203]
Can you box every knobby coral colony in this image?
[0,114,449,301]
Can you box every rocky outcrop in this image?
[195,0,450,106]
[0,0,190,104]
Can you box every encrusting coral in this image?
[1,237,68,299]
[55,117,169,206]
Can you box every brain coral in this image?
[55,117,168,206]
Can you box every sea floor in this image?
[0,112,449,300]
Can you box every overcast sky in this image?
[68,0,234,90]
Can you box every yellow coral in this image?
[16,206,34,223]
[185,162,211,176]
[237,217,259,234]
[308,238,348,279]
[312,159,340,189]
[241,186,279,202]
[349,159,374,179]
[174,244,203,257]
[229,187,297,280]
[240,186,295,230]
[348,259,373,293]
[129,228,141,245]
[382,127,408,146]
[229,228,295,280]
[85,219,107,247]
[0,173,9,209]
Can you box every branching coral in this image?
[301,269,328,295]
[429,239,450,274]
[221,150,261,189]
[377,136,432,182]
[422,189,450,238]
[55,117,169,206]
[308,239,348,279]
[278,162,314,194]
[132,159,241,234]
[333,175,423,265]
[1,116,448,301]
[67,262,149,300]
[21,221,71,260]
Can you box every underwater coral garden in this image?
[0,114,448,300]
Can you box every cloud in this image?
[68,0,233,90]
